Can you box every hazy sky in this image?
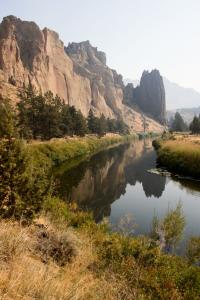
[1,0,200,92]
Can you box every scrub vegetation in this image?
[0,198,200,299]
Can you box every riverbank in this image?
[28,134,138,166]
[1,134,200,299]
[0,134,138,219]
[153,134,200,179]
[0,197,200,299]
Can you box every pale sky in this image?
[1,0,200,92]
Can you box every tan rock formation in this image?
[0,15,164,133]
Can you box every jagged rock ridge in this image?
[123,70,166,125]
[0,15,164,132]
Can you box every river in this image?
[55,139,200,253]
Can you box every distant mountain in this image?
[163,78,200,110]
[124,77,200,110]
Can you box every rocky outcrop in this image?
[0,15,92,116]
[0,15,164,132]
[124,70,166,125]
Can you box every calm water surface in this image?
[55,139,200,253]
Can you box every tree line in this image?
[170,112,200,134]
[0,85,129,140]
[0,84,129,218]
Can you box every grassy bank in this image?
[0,197,200,300]
[28,134,137,166]
[153,134,200,179]
[0,134,137,219]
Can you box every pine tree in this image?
[98,114,108,136]
[107,118,117,133]
[60,104,74,136]
[74,110,88,136]
[116,119,130,135]
[171,112,188,132]
[0,139,27,217]
[0,96,17,139]
[87,109,98,133]
[42,92,63,139]
[17,84,37,139]
[190,115,200,134]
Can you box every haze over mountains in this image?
[125,77,200,124]
[0,15,166,133]
[124,77,200,110]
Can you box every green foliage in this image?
[17,87,130,140]
[150,214,160,240]
[87,109,98,134]
[73,109,88,136]
[0,96,17,139]
[186,236,200,264]
[171,112,188,132]
[94,227,200,299]
[0,134,132,219]
[43,196,94,229]
[150,203,185,252]
[163,203,185,251]
[107,118,130,135]
[190,115,200,134]
[40,195,200,299]
[42,196,71,223]
[0,138,53,219]
[87,109,129,136]
[0,139,27,217]
[18,88,64,139]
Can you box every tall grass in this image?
[28,134,137,167]
[155,139,200,178]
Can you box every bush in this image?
[35,226,79,266]
[186,237,200,264]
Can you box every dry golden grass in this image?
[163,140,200,154]
[157,134,200,178]
[0,219,137,300]
[171,133,200,144]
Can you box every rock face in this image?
[0,15,164,132]
[65,41,124,119]
[124,70,166,125]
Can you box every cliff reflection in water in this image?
[55,139,166,221]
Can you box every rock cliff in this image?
[0,15,164,132]
[124,70,166,125]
